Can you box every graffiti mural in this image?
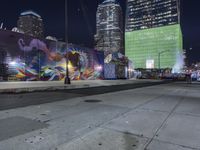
[66,45,104,80]
[0,30,104,81]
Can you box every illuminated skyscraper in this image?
[17,10,44,38]
[95,0,123,54]
[125,0,182,69]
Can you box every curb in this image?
[0,84,92,94]
[0,80,171,94]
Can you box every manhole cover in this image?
[84,99,102,103]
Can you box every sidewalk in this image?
[0,82,199,150]
[0,79,162,93]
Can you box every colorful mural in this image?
[0,30,104,81]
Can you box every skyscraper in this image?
[95,0,123,55]
[125,0,182,69]
[17,10,44,38]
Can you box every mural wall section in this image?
[0,30,104,81]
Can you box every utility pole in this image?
[64,0,71,84]
[158,50,169,72]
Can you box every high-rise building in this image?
[125,0,182,69]
[95,0,123,55]
[17,10,44,38]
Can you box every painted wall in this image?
[0,30,104,81]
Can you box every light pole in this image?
[64,0,71,84]
[158,50,169,72]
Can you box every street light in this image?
[158,50,169,71]
[64,0,71,84]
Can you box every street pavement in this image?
[0,82,200,150]
[0,79,161,93]
[0,79,169,110]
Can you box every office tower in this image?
[17,10,44,38]
[95,0,124,55]
[125,0,182,69]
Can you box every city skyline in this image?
[0,0,199,64]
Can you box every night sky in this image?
[0,0,199,64]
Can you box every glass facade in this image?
[126,0,180,31]
[125,24,182,68]
[125,0,182,69]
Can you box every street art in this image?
[18,38,63,62]
[66,47,104,80]
[0,30,104,81]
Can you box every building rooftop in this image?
[20,10,41,18]
[102,0,116,4]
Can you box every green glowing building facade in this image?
[125,0,182,69]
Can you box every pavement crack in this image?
[144,90,187,149]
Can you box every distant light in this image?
[95,65,103,71]
[9,61,17,66]
[128,68,133,72]
[68,64,72,69]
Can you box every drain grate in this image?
[84,99,102,103]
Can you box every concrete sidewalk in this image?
[0,79,161,93]
[0,82,199,150]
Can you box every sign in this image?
[146,59,154,69]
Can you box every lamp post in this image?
[64,0,71,84]
[158,50,169,72]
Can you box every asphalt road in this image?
[0,80,170,110]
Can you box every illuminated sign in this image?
[146,59,154,69]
